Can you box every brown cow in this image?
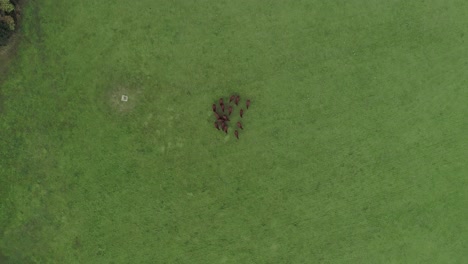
[235,96,240,106]
[240,109,244,118]
[246,99,251,109]
[237,122,243,130]
[234,130,239,139]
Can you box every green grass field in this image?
[1,0,467,263]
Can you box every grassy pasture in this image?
[0,0,467,263]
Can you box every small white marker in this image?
[121,95,128,102]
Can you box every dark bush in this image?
[0,22,12,46]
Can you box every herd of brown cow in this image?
[212,95,251,139]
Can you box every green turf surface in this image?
[1,0,467,263]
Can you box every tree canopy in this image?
[0,0,15,13]
[0,0,16,45]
